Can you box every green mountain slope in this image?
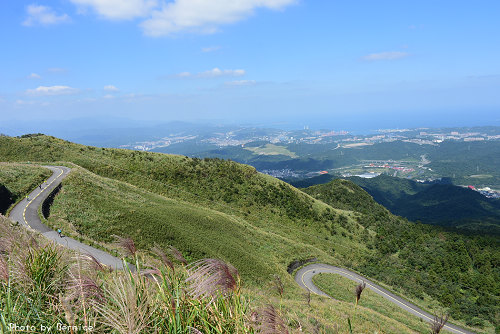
[0,213,463,334]
[0,135,334,225]
[0,135,498,331]
[0,135,368,281]
[346,174,500,234]
[47,167,336,283]
[303,179,499,330]
[0,163,51,214]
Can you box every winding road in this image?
[8,166,125,270]
[6,165,476,334]
[295,264,475,334]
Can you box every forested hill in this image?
[347,174,500,234]
[303,179,499,329]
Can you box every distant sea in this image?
[270,109,500,134]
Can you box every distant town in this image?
[120,126,500,152]
[117,125,500,198]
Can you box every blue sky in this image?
[1,0,499,130]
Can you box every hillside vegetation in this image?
[0,135,497,332]
[0,135,370,282]
[1,214,458,334]
[304,179,499,331]
[192,139,500,188]
[312,273,431,333]
[46,167,337,284]
[0,163,51,214]
[346,174,500,234]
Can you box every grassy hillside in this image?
[0,135,497,332]
[0,163,51,214]
[303,179,499,331]
[345,174,500,234]
[46,167,341,284]
[1,214,457,334]
[312,273,431,333]
[0,135,341,226]
[0,135,369,281]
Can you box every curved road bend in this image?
[9,166,125,270]
[295,264,475,334]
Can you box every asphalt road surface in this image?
[295,263,475,334]
[9,165,125,270]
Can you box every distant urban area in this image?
[121,126,499,151]
[118,125,500,198]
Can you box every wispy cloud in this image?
[15,99,50,107]
[16,99,36,106]
[70,0,158,20]
[104,85,119,91]
[467,74,500,80]
[226,80,256,86]
[47,67,68,73]
[176,71,192,78]
[175,68,246,78]
[362,51,410,61]
[22,4,70,26]
[202,46,221,53]
[199,68,245,78]
[141,0,296,37]
[26,85,78,96]
[28,73,41,79]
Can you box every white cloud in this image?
[104,85,119,91]
[70,0,158,20]
[177,71,192,78]
[202,46,221,53]
[16,99,50,107]
[141,0,296,36]
[226,80,256,86]
[28,73,41,79]
[16,99,36,105]
[23,4,70,26]
[26,85,78,96]
[103,94,115,99]
[362,51,410,61]
[174,68,246,78]
[199,68,245,78]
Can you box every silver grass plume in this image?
[185,258,239,301]
[431,313,449,334]
[0,254,8,283]
[151,245,175,272]
[114,236,137,257]
[80,253,109,273]
[257,304,289,334]
[355,281,366,303]
[67,270,106,305]
[168,245,187,265]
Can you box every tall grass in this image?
[0,215,286,334]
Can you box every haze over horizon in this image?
[1,0,499,131]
